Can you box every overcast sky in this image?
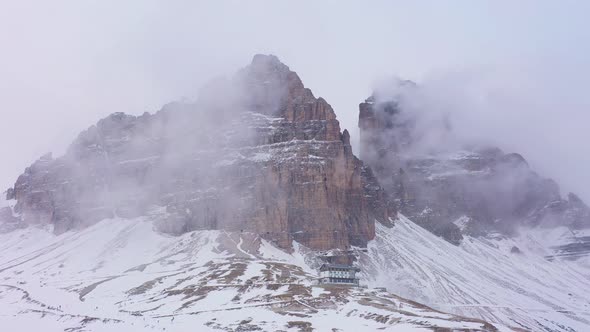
[1,1,590,201]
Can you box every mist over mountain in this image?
[2,3,590,331]
[3,2,590,206]
[2,55,389,256]
[359,79,590,244]
[2,55,590,331]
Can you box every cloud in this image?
[369,59,590,201]
[1,0,590,205]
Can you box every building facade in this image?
[318,264,360,286]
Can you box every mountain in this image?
[358,82,590,245]
[355,81,590,331]
[3,196,590,331]
[361,215,590,331]
[0,216,499,332]
[2,55,390,253]
[2,56,590,331]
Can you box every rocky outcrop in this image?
[5,188,15,200]
[0,207,21,233]
[359,86,590,244]
[0,190,21,233]
[7,55,391,251]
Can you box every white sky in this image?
[1,1,590,200]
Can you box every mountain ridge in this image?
[358,82,590,245]
[2,55,590,331]
[2,54,391,253]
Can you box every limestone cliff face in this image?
[6,55,390,251]
[359,88,590,244]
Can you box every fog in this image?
[394,61,590,201]
[1,1,590,201]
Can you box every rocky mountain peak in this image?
[238,54,337,127]
[359,83,590,244]
[2,55,391,253]
[248,54,293,80]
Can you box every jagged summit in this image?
[1,55,390,252]
[239,54,338,127]
[248,54,293,81]
[359,83,590,244]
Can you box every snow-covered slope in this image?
[0,217,497,331]
[361,215,590,331]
